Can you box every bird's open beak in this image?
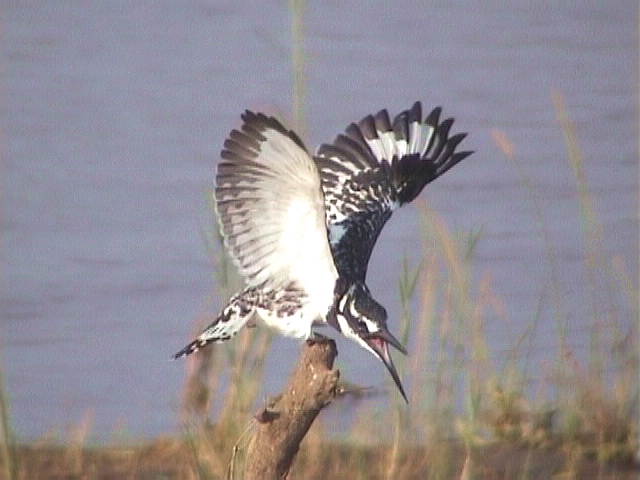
[365,335,408,403]
[377,328,407,355]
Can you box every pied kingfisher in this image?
[173,102,472,402]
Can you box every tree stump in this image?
[243,339,339,480]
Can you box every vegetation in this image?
[1,98,637,478]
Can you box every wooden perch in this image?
[244,338,339,480]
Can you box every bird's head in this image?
[335,283,408,402]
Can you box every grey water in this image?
[2,1,637,441]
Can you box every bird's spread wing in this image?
[215,111,337,293]
[315,102,473,281]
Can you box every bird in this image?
[173,102,472,402]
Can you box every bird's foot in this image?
[306,331,331,346]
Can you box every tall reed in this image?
[180,3,308,476]
[0,337,16,480]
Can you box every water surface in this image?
[2,1,637,440]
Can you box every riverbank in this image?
[6,434,637,479]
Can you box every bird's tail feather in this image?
[172,289,257,359]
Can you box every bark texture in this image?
[243,339,339,480]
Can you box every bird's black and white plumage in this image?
[173,102,472,402]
